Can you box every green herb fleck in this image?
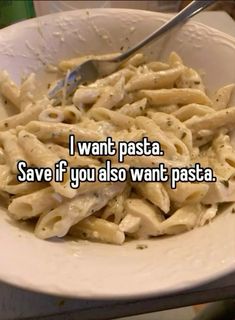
[58,299,65,307]
[136,244,148,250]
[181,132,186,139]
[221,180,229,188]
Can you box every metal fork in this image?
[48,0,216,100]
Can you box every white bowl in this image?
[0,9,235,299]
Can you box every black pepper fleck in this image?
[167,119,172,126]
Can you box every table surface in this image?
[1,11,235,320]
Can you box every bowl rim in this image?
[1,8,235,43]
[0,8,235,299]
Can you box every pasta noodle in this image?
[24,120,102,143]
[132,182,170,213]
[35,182,125,239]
[125,64,184,91]
[212,84,235,110]
[70,216,125,245]
[0,130,28,173]
[0,98,50,131]
[124,198,164,238]
[18,130,76,198]
[138,88,212,107]
[0,70,20,108]
[19,73,36,111]
[0,51,234,244]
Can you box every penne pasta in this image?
[70,216,125,245]
[8,187,63,220]
[138,88,212,107]
[0,70,20,108]
[212,84,235,110]
[0,51,234,244]
[24,120,103,143]
[0,130,28,173]
[0,99,49,131]
[125,65,184,91]
[19,73,36,111]
[132,182,170,213]
[35,182,125,239]
[18,130,76,198]
[187,106,235,135]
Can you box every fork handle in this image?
[114,0,217,62]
